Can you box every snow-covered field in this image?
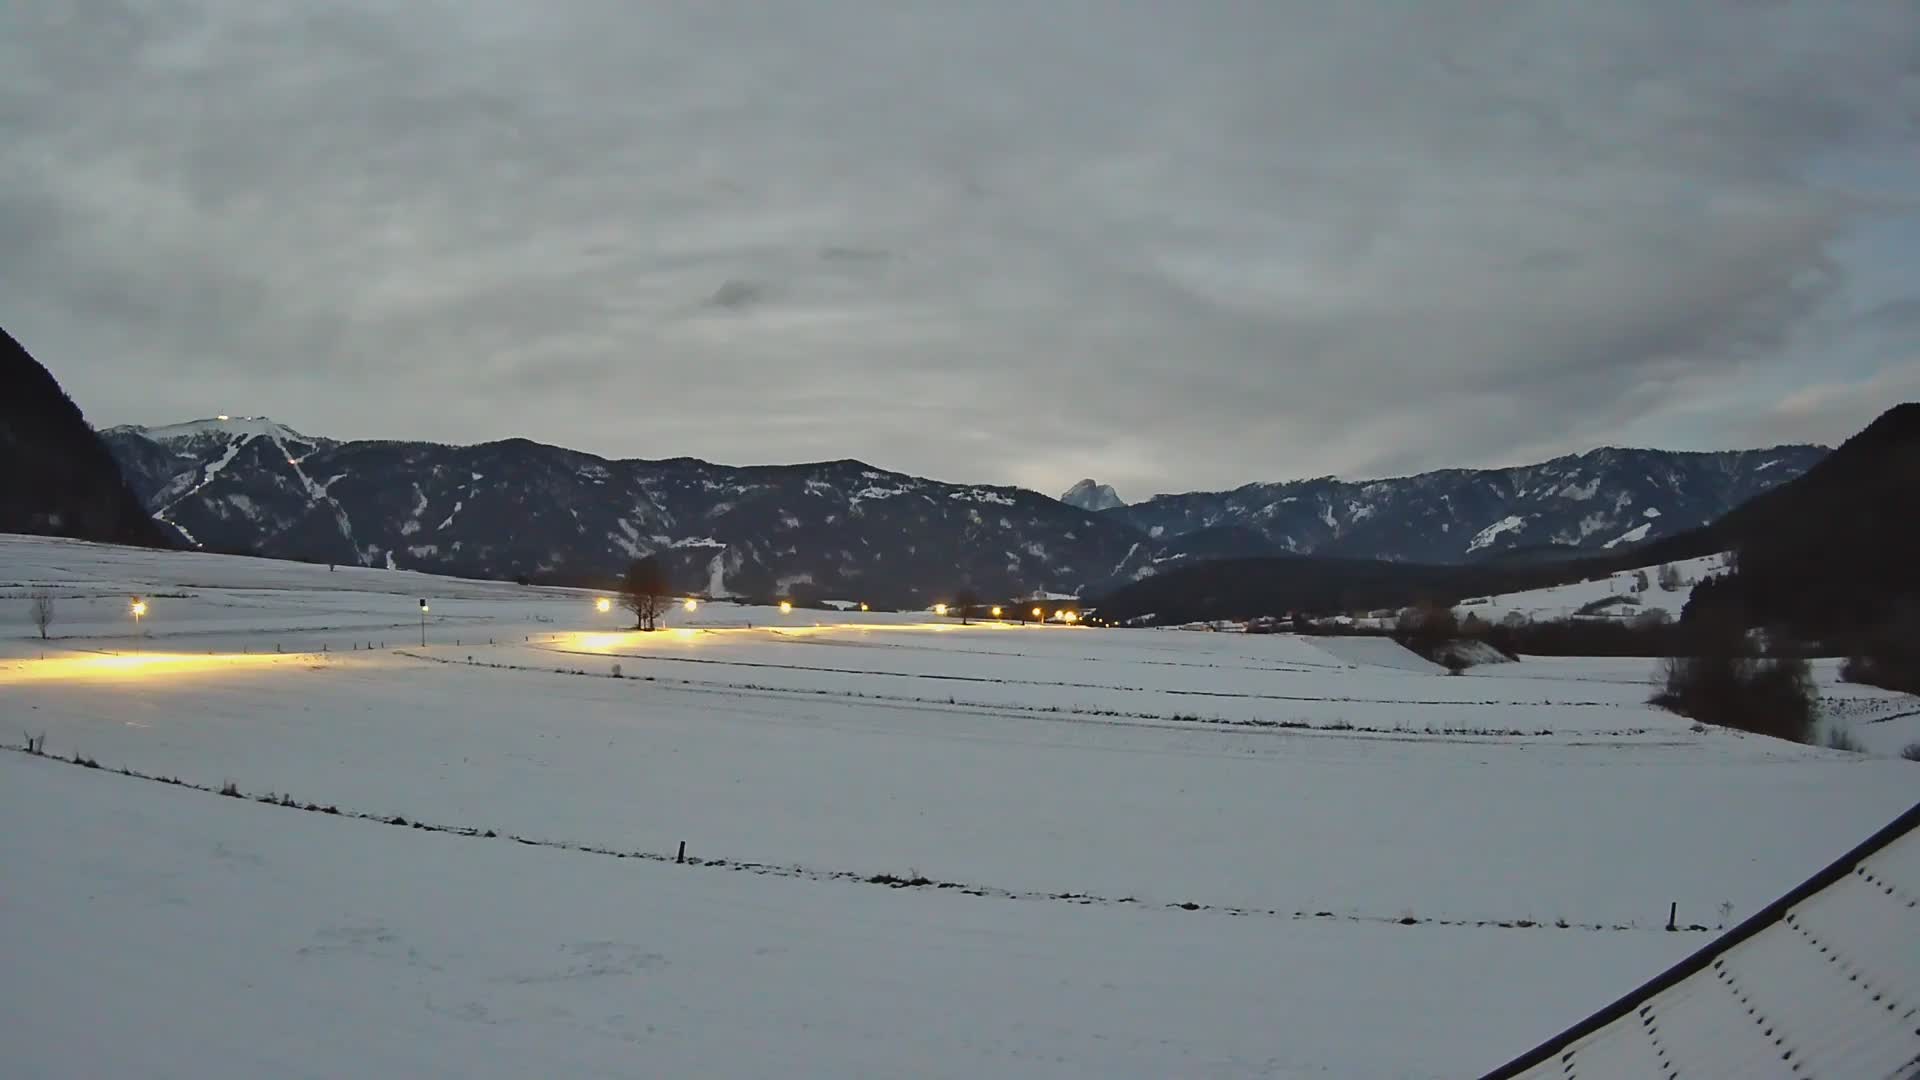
[1457,552,1729,623]
[3,535,1915,1078]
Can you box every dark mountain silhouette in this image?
[1668,403,1920,642]
[0,329,172,549]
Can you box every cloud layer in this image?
[4,1,1916,496]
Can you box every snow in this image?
[121,415,312,445]
[1504,817,1920,1078]
[1602,521,1653,549]
[1467,514,1528,553]
[1,534,1915,1077]
[705,551,733,598]
[1458,552,1729,624]
[1,751,1683,1080]
[1556,476,1602,501]
[159,434,248,518]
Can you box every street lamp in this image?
[683,598,699,613]
[991,606,1003,618]
[418,598,429,646]
[595,596,612,614]
[859,603,869,612]
[933,603,948,617]
[779,600,793,615]
[130,597,147,645]
[1032,606,1043,621]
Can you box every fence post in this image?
[1666,902,1677,931]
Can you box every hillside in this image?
[0,329,171,549]
[1671,402,1920,644]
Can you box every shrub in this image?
[1575,595,1638,616]
[1824,726,1865,753]
[1901,743,1920,762]
[1652,653,1817,744]
[30,591,54,639]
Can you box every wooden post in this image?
[1667,902,1677,931]
[676,841,686,864]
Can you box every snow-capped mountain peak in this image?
[108,416,316,447]
[1060,479,1125,512]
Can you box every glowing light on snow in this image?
[595,597,612,613]
[933,604,948,616]
[779,601,793,614]
[0,652,303,685]
[683,598,698,613]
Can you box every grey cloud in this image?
[704,280,769,312]
[2,1,1916,494]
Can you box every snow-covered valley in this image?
[3,534,1915,1077]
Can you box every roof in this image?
[1483,801,1920,1079]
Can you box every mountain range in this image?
[96,412,1822,603]
[1093,404,1914,629]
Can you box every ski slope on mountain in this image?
[3,534,1915,1077]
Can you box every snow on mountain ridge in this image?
[110,416,317,446]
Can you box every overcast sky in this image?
[4,2,1916,498]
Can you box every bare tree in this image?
[621,556,669,631]
[955,587,980,625]
[1657,563,1684,592]
[29,591,53,640]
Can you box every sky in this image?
[3,2,1917,500]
